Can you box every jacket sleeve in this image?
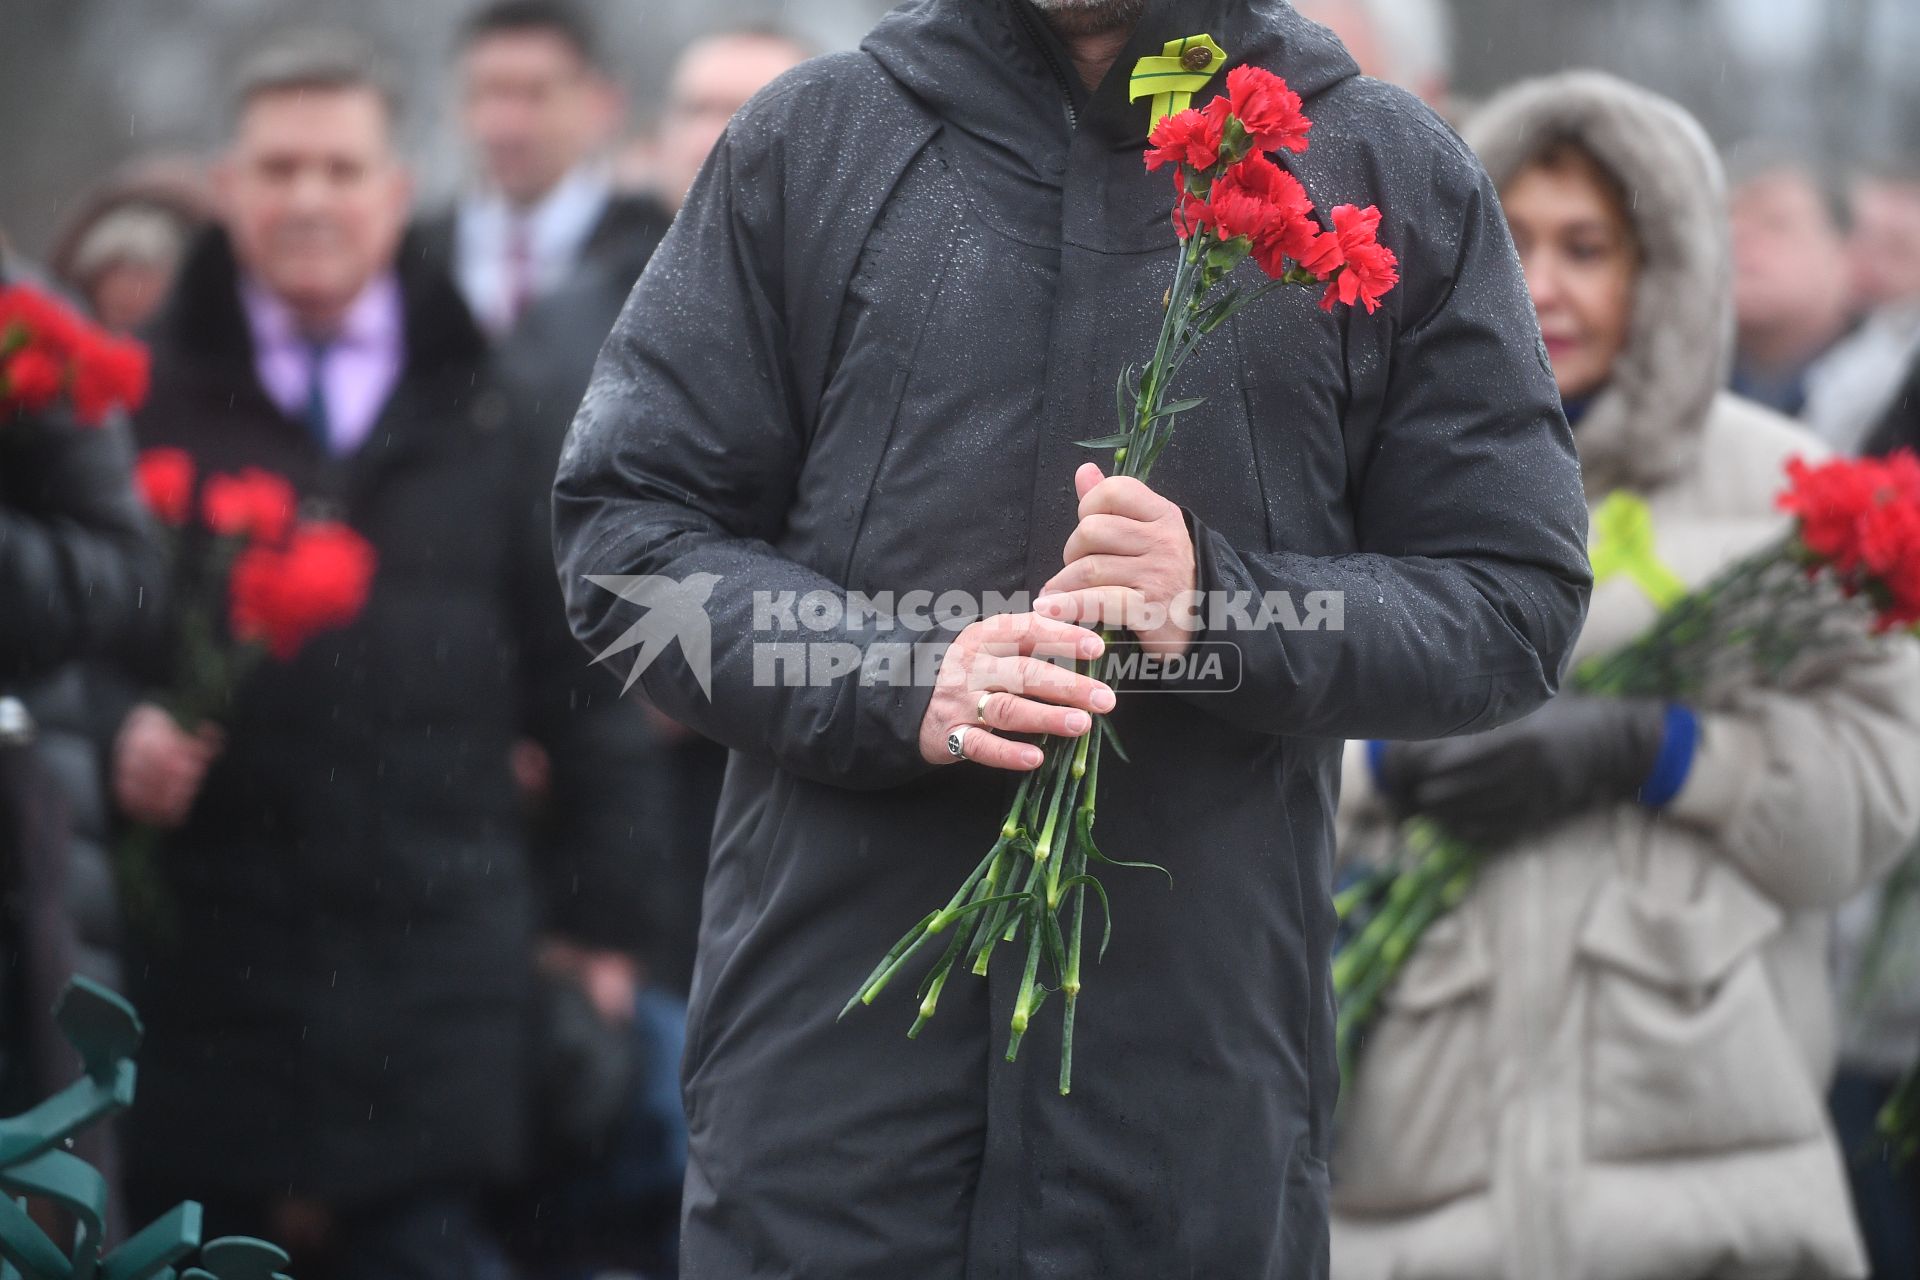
[551,112,941,793]
[1668,636,1920,911]
[514,398,669,954]
[1182,167,1592,741]
[0,408,163,683]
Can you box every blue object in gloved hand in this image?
[1371,695,1695,848]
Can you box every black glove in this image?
[1375,694,1671,848]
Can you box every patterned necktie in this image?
[304,339,333,454]
[505,219,534,331]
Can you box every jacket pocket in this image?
[1333,908,1495,1213]
[1577,868,1826,1162]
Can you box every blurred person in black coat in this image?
[108,35,658,1280]
[0,249,163,1240]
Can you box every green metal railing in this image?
[0,977,290,1280]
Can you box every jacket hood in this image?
[861,0,1358,175]
[1464,71,1731,498]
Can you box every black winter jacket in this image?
[555,1,1591,1274]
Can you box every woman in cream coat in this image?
[1333,71,1920,1280]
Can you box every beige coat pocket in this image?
[1333,911,1495,1214]
[1578,870,1827,1162]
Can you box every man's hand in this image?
[1376,694,1671,847]
[1034,464,1199,656]
[918,612,1115,772]
[540,939,642,1026]
[112,703,223,829]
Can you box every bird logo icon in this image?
[584,573,722,699]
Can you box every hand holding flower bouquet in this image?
[844,63,1398,1094]
[1336,452,1920,1088]
[122,449,377,931]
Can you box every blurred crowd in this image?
[0,1,1916,1278]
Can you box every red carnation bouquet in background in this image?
[121,449,377,931]
[0,282,149,425]
[846,65,1399,1094]
[1336,451,1920,1092]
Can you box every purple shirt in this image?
[240,273,405,456]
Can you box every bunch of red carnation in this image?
[120,449,376,934]
[1779,451,1920,631]
[0,283,150,426]
[1146,66,1399,313]
[135,447,377,674]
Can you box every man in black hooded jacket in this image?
[554,1,1591,1275]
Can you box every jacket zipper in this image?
[1012,1,1080,130]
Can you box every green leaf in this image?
[1098,717,1131,763]
[1059,874,1115,961]
[1205,242,1242,271]
[1146,396,1207,421]
[1074,433,1133,450]
[1082,834,1173,886]
[1198,278,1285,334]
[1043,911,1068,979]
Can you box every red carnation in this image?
[4,346,65,410]
[1225,65,1311,155]
[1172,171,1210,239]
[0,284,150,425]
[229,521,376,661]
[1857,497,1920,631]
[1317,205,1401,314]
[1878,450,1920,507]
[1780,455,1878,572]
[1145,98,1230,174]
[1203,180,1280,244]
[135,448,197,526]
[0,287,82,354]
[1231,153,1313,219]
[203,468,298,545]
[69,334,151,425]
[1192,154,1305,244]
[1220,156,1323,280]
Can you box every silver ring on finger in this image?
[947,725,973,760]
[975,691,994,725]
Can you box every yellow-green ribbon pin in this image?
[1128,34,1230,132]
[1589,491,1687,611]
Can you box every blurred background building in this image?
[3,0,1918,260]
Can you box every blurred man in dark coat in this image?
[555,0,1591,1275]
[111,35,656,1279]
[417,1,670,420]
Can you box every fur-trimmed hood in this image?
[1464,71,1730,498]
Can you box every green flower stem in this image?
[1059,838,1090,1095]
[965,841,1021,973]
[844,910,943,1018]
[1879,1061,1920,1167]
[1001,771,1037,841]
[1045,738,1092,909]
[963,832,1024,969]
[929,838,1007,935]
[1032,746,1073,865]
[911,875,996,1039]
[1337,860,1475,1085]
[1331,828,1449,992]
[975,854,1045,977]
[1006,904,1047,1061]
